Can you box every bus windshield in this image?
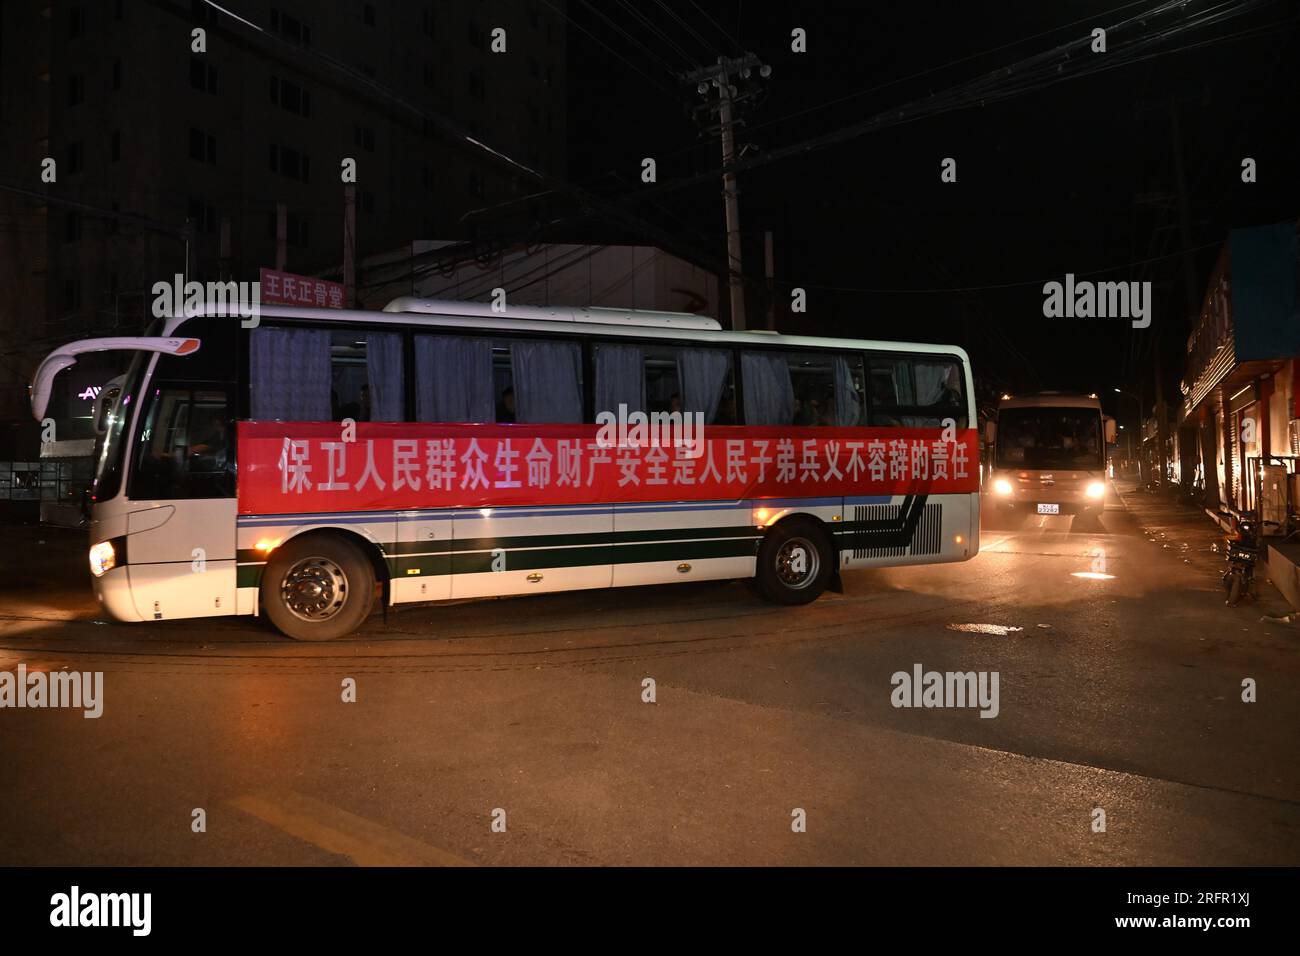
[91,351,147,502]
[996,407,1102,470]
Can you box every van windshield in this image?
[996,407,1103,471]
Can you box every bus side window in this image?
[131,386,235,499]
[743,351,863,426]
[505,338,583,424]
[329,330,404,422]
[868,355,967,428]
[595,343,735,425]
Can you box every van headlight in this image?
[1085,481,1106,499]
[993,478,1013,496]
[89,539,120,577]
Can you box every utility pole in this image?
[763,229,776,329]
[683,53,772,332]
[275,201,287,272]
[343,184,357,308]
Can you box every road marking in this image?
[230,790,476,867]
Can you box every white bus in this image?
[32,298,980,640]
[985,391,1116,520]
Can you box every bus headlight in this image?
[89,539,119,577]
[993,478,1014,496]
[1085,481,1106,499]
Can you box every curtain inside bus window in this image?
[511,339,583,423]
[678,348,729,424]
[365,332,404,421]
[595,343,645,417]
[915,360,961,406]
[832,355,864,426]
[251,327,332,421]
[741,352,794,426]
[414,335,494,423]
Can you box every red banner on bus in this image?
[236,422,980,515]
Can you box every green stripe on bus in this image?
[242,524,765,586]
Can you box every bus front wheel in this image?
[262,534,376,641]
[755,518,833,605]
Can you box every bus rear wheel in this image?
[262,534,375,641]
[755,518,834,605]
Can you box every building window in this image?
[360,190,375,214]
[468,172,484,198]
[190,57,218,93]
[115,0,124,20]
[110,130,121,161]
[468,71,485,100]
[270,75,310,116]
[68,6,85,39]
[422,166,433,191]
[109,202,120,235]
[468,21,485,49]
[68,74,85,106]
[270,7,310,47]
[269,144,310,183]
[423,62,434,89]
[363,3,376,27]
[353,126,375,152]
[421,7,434,37]
[66,142,84,175]
[112,59,123,90]
[187,199,216,234]
[189,128,216,164]
[64,212,83,243]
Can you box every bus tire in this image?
[261,534,375,641]
[754,518,834,606]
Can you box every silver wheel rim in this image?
[282,556,348,622]
[775,536,820,589]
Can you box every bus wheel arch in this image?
[260,529,382,641]
[754,514,836,605]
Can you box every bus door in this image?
[125,381,238,620]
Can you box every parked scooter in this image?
[1219,511,1280,607]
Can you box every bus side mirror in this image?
[1104,419,1117,444]
[93,384,122,436]
[984,421,996,444]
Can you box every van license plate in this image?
[1037,504,1060,515]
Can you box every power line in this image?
[686,0,743,55]
[567,0,682,78]
[622,0,1282,205]
[648,0,717,61]
[537,0,678,95]
[185,0,751,304]
[613,0,700,69]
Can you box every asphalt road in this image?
[1,482,1297,865]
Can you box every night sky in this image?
[553,0,1300,421]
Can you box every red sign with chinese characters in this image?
[236,422,980,516]
[259,268,346,309]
